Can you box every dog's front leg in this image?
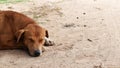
[44,37,55,46]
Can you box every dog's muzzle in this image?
[34,50,40,57]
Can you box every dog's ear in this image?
[45,30,49,38]
[15,29,26,43]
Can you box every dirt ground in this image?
[1,0,120,68]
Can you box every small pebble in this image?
[83,13,86,15]
[87,39,92,42]
[101,19,104,21]
[84,25,87,27]
[76,17,79,19]
[93,0,97,1]
[8,6,13,9]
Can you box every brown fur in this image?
[0,11,48,56]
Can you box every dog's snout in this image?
[34,50,40,57]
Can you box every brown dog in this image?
[0,11,54,57]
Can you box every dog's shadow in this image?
[0,49,31,58]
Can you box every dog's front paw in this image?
[44,37,55,46]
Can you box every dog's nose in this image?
[34,50,40,57]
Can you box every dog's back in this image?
[0,11,35,30]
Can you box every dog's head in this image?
[15,24,49,57]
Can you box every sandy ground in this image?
[1,0,120,68]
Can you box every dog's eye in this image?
[28,38,34,43]
[39,39,43,42]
